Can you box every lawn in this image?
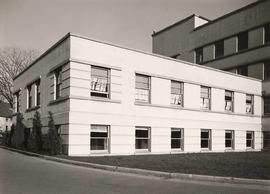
[60,151,270,180]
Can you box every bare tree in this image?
[0,47,39,107]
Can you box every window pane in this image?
[171,139,181,149]
[246,132,252,139]
[171,130,181,138]
[195,48,203,64]
[264,96,270,114]
[238,32,248,51]
[135,89,149,102]
[136,74,149,89]
[91,139,107,150]
[215,40,224,58]
[201,131,209,138]
[91,132,108,138]
[264,61,270,80]
[225,140,232,148]
[225,131,232,139]
[136,139,148,149]
[246,140,251,147]
[136,129,148,138]
[265,23,270,44]
[201,140,209,148]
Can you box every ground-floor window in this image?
[90,125,109,151]
[201,129,211,150]
[171,128,184,150]
[263,132,270,149]
[135,127,150,151]
[246,131,254,149]
[225,130,234,149]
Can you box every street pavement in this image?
[0,148,269,194]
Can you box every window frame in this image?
[201,129,211,150]
[264,60,270,80]
[195,47,203,64]
[171,128,184,151]
[14,91,20,112]
[90,66,110,99]
[214,40,224,58]
[246,94,254,114]
[135,127,151,152]
[225,130,234,150]
[237,32,248,52]
[171,80,184,107]
[135,74,151,103]
[225,90,234,112]
[246,131,254,149]
[264,23,270,44]
[200,86,211,110]
[27,85,32,109]
[54,67,62,100]
[35,80,41,106]
[264,96,270,115]
[90,125,110,153]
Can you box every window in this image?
[55,125,61,136]
[91,66,110,98]
[264,60,270,80]
[200,86,211,110]
[237,66,248,76]
[263,132,270,149]
[135,74,150,103]
[135,127,150,151]
[264,96,270,115]
[195,48,203,64]
[214,40,224,58]
[237,32,248,51]
[55,68,62,100]
[201,129,211,150]
[14,92,20,112]
[90,125,109,151]
[35,80,40,106]
[225,130,234,149]
[246,94,254,114]
[27,85,32,109]
[225,90,234,112]
[246,131,254,149]
[171,128,184,150]
[171,81,184,106]
[264,23,270,44]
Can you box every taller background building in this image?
[152,0,270,149]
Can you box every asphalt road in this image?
[0,148,269,194]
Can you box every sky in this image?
[1,0,257,54]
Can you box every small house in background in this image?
[0,101,13,133]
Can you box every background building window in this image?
[246,94,254,114]
[264,61,270,80]
[27,85,32,109]
[171,81,184,106]
[246,131,254,149]
[214,40,224,58]
[264,96,270,115]
[237,66,248,76]
[36,80,40,106]
[225,130,234,149]
[90,125,109,151]
[200,86,211,110]
[91,66,110,98]
[264,23,270,44]
[135,127,150,151]
[171,128,184,150]
[55,68,62,100]
[237,32,248,51]
[225,90,234,112]
[201,129,211,150]
[195,48,203,64]
[135,74,150,103]
[14,92,20,112]
[263,131,270,149]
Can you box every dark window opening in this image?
[238,32,248,51]
[215,40,224,58]
[195,48,203,64]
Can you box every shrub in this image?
[11,113,25,149]
[28,111,43,152]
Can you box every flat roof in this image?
[14,32,261,83]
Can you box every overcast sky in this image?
[1,0,257,53]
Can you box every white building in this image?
[13,33,262,156]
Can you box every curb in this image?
[1,146,270,186]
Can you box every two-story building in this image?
[13,33,262,156]
[152,0,270,149]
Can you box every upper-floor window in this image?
[237,32,248,51]
[200,86,211,110]
[264,60,270,80]
[237,66,248,76]
[264,23,270,44]
[91,66,110,98]
[55,67,62,100]
[35,80,40,106]
[214,40,224,58]
[246,94,254,114]
[27,85,32,109]
[264,96,270,115]
[171,81,184,106]
[14,91,20,112]
[225,90,234,112]
[195,48,203,64]
[135,74,150,103]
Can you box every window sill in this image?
[90,150,109,154]
[135,149,150,154]
[225,148,234,152]
[25,105,40,112]
[171,149,184,153]
[90,97,121,104]
[48,96,69,106]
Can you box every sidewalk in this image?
[1,145,269,186]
